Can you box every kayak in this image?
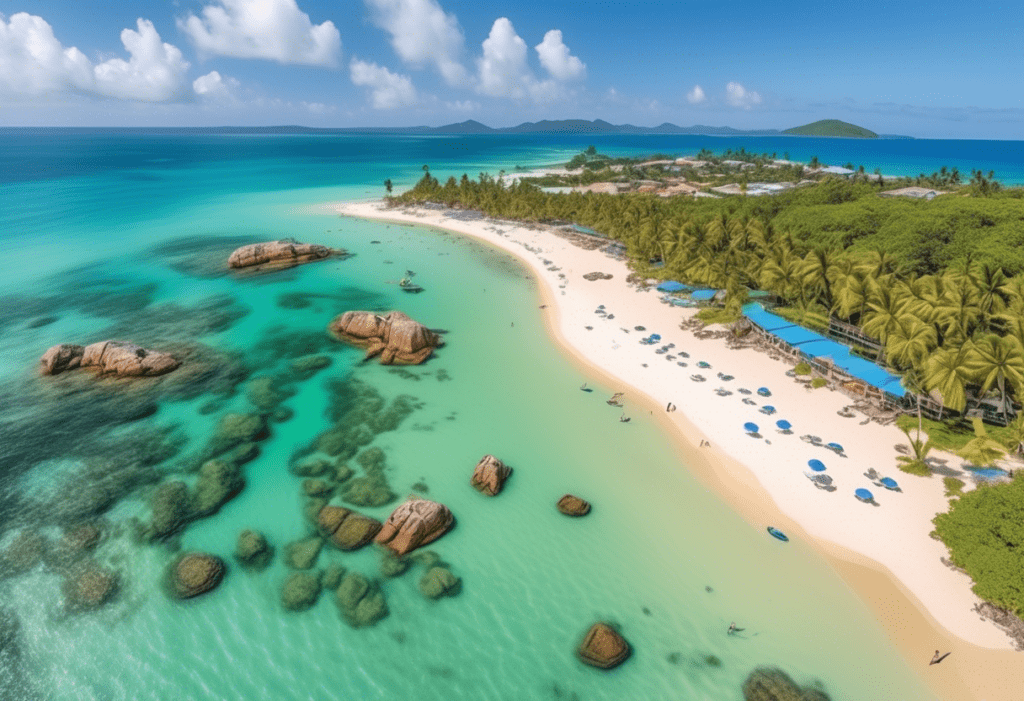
[767,527,789,542]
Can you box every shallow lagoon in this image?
[0,134,934,700]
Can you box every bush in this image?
[943,477,966,497]
[934,475,1024,616]
[810,378,827,389]
[794,362,812,376]
[696,308,741,325]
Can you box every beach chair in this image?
[805,472,833,490]
[864,468,881,482]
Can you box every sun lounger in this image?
[691,374,706,382]
[805,472,834,489]
[864,468,880,481]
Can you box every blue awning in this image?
[691,289,718,301]
[656,281,690,292]
[773,326,826,346]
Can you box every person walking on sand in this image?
[728,622,737,635]
[930,650,948,665]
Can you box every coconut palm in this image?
[925,343,977,415]
[897,425,934,476]
[886,316,937,370]
[957,417,1008,467]
[802,247,840,310]
[862,279,909,350]
[1002,413,1024,456]
[964,334,1024,422]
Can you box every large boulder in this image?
[40,341,179,377]
[316,505,381,551]
[62,561,119,611]
[470,455,512,496]
[557,494,591,517]
[418,566,461,599]
[281,571,322,611]
[235,529,273,571]
[227,240,338,272]
[375,498,454,557]
[169,553,225,599]
[191,460,244,517]
[742,667,831,701]
[577,623,631,670]
[284,537,323,570]
[335,572,388,628]
[328,311,442,365]
[149,481,192,539]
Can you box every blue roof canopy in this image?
[657,281,691,292]
[691,289,718,301]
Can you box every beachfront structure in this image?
[820,166,855,176]
[879,186,947,199]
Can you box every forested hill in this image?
[783,120,879,138]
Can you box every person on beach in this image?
[728,622,737,635]
[930,650,948,665]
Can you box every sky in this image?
[1,0,1023,138]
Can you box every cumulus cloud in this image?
[0,13,190,101]
[687,84,706,104]
[193,70,240,101]
[725,81,761,109]
[180,0,341,66]
[534,29,585,82]
[364,0,467,85]
[476,18,531,98]
[445,99,479,112]
[349,58,417,109]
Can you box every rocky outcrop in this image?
[322,564,346,591]
[418,566,460,599]
[302,479,334,498]
[335,572,388,627]
[61,523,102,555]
[375,498,454,557]
[169,553,225,599]
[235,530,273,571]
[328,311,442,365]
[149,482,192,540]
[285,537,323,570]
[577,623,630,669]
[281,571,322,611]
[470,455,512,496]
[40,341,180,377]
[203,413,267,460]
[191,460,244,517]
[62,561,119,611]
[557,494,591,517]
[742,667,831,701]
[316,505,382,551]
[1,530,49,576]
[227,240,339,272]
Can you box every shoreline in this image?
[331,199,1023,700]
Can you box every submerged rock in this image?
[380,551,409,578]
[375,498,454,557]
[235,530,273,571]
[335,572,388,627]
[281,571,322,611]
[317,505,382,551]
[228,240,340,272]
[328,311,442,365]
[285,537,324,570]
[557,494,591,517]
[289,354,332,380]
[203,413,267,460]
[191,460,244,517]
[742,667,831,701]
[303,479,334,498]
[169,553,225,599]
[291,458,332,478]
[62,561,119,611]
[1,530,49,577]
[322,564,346,591]
[577,623,630,669]
[40,341,179,377]
[341,476,396,508]
[149,481,192,540]
[246,376,295,413]
[418,566,461,599]
[470,455,512,496]
[59,523,102,557]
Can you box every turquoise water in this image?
[0,133,940,700]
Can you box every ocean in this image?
[0,130,954,700]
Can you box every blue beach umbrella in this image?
[760,405,776,415]
[880,477,899,490]
[757,387,772,397]
[827,442,845,453]
[744,422,759,434]
[807,459,826,472]
[776,419,792,430]
[855,488,874,502]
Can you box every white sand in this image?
[331,201,1024,695]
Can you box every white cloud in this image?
[193,70,240,101]
[476,18,530,98]
[349,58,417,109]
[93,20,191,102]
[0,13,190,102]
[364,0,467,85]
[301,100,334,114]
[534,29,584,82]
[687,84,706,104]
[445,99,479,112]
[725,81,761,109]
[180,0,341,66]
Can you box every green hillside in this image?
[783,119,878,138]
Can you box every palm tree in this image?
[957,418,1008,467]
[925,343,977,416]
[384,178,393,196]
[802,247,840,310]
[964,334,1024,423]
[897,425,934,476]
[862,279,909,351]
[886,316,937,370]
[1002,413,1024,456]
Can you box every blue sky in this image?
[1,0,1022,138]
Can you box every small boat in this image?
[767,527,789,542]
[399,277,424,293]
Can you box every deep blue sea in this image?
[0,129,976,700]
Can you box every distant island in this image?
[783,120,878,139]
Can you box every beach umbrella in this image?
[855,488,874,502]
[744,422,759,434]
[827,442,845,453]
[808,459,826,472]
[776,419,792,430]
[760,405,776,415]
[757,387,772,397]
[880,477,899,490]
[650,334,661,341]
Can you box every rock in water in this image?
[40,340,179,377]
[557,494,591,516]
[375,498,454,557]
[170,553,225,599]
[316,505,382,551]
[235,530,273,571]
[470,454,512,496]
[203,413,267,459]
[227,240,338,272]
[281,571,322,611]
[335,572,388,627]
[191,460,244,517]
[284,537,324,570]
[328,311,442,365]
[742,667,832,701]
[1,530,49,576]
[418,566,460,599]
[149,481,192,539]
[576,623,630,669]
[62,561,119,611]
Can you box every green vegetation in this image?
[794,362,812,376]
[810,378,827,389]
[896,426,934,476]
[774,305,829,332]
[943,477,966,497]
[783,119,878,138]
[934,475,1024,616]
[696,308,741,325]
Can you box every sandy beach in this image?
[333,199,1024,700]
